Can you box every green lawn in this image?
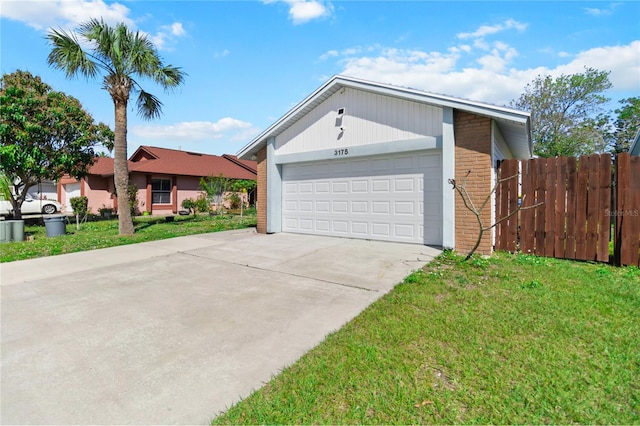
[213,251,639,425]
[0,212,256,262]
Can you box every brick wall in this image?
[454,110,493,255]
[256,147,267,234]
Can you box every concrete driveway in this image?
[1,229,440,424]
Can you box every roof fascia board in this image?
[221,154,258,175]
[129,145,159,161]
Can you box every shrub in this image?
[181,198,197,216]
[70,196,88,217]
[226,192,241,209]
[194,194,210,213]
[127,183,139,216]
[182,195,211,216]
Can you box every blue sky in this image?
[2,1,639,157]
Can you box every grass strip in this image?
[213,251,639,425]
[0,213,256,262]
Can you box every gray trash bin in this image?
[8,220,24,242]
[44,215,66,237]
[0,220,11,243]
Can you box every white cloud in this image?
[214,49,230,59]
[333,40,639,106]
[1,1,184,51]
[263,0,333,24]
[585,3,620,16]
[132,118,253,141]
[553,41,640,91]
[170,22,185,36]
[0,0,133,30]
[149,21,187,51]
[457,19,527,40]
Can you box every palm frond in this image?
[155,65,187,90]
[136,90,163,120]
[46,28,98,79]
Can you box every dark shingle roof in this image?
[89,146,257,179]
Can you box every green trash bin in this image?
[7,219,24,242]
[44,215,66,237]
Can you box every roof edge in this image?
[237,74,531,159]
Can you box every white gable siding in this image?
[275,87,443,155]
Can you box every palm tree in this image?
[47,19,185,235]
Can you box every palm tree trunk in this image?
[114,101,134,235]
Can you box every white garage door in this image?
[64,183,81,212]
[282,151,442,245]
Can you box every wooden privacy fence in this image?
[495,153,640,267]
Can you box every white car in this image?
[0,196,63,216]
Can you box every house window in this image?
[152,178,171,204]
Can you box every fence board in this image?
[597,155,611,262]
[554,158,567,257]
[534,159,547,256]
[575,156,589,260]
[544,158,557,256]
[520,160,535,254]
[565,157,577,259]
[496,160,506,250]
[506,160,519,252]
[585,155,600,261]
[629,156,640,266]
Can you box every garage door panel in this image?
[394,201,415,215]
[333,221,348,233]
[316,220,330,232]
[352,201,368,214]
[372,201,390,214]
[316,201,330,212]
[372,179,390,192]
[332,201,348,213]
[351,180,368,192]
[282,151,442,245]
[394,178,415,191]
[332,181,349,193]
[315,182,330,193]
[352,222,368,235]
[394,224,416,238]
[371,223,391,238]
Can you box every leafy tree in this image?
[510,67,612,157]
[0,70,113,219]
[231,179,256,216]
[200,174,231,214]
[611,97,640,153]
[47,18,186,235]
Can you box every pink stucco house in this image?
[58,146,257,215]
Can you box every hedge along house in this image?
[237,75,532,255]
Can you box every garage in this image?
[281,151,442,244]
[238,75,532,255]
[64,182,81,212]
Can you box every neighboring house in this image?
[27,180,58,201]
[237,75,533,255]
[631,129,639,156]
[58,146,257,215]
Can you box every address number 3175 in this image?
[334,148,349,156]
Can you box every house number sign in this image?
[334,148,349,156]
